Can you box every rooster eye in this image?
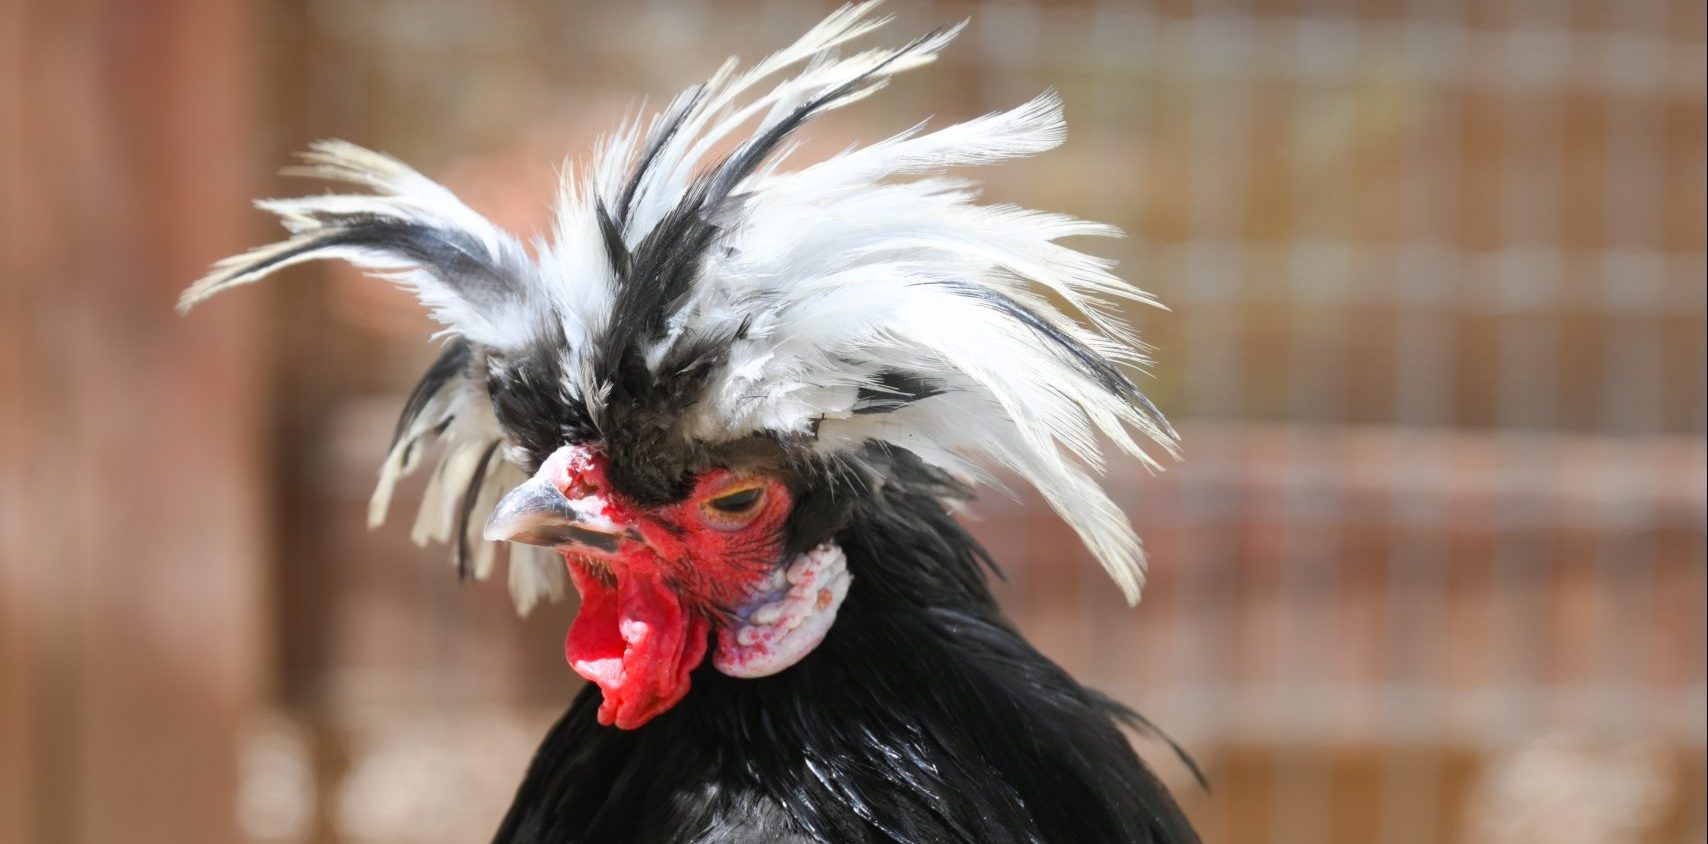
[707,486,764,514]
[699,483,768,530]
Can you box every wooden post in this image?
[0,2,270,842]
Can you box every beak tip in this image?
[482,486,541,544]
[482,474,627,550]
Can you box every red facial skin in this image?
[547,450,794,729]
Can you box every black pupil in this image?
[710,488,763,513]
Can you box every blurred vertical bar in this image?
[1168,8,1263,837]
[1175,0,1251,730]
[1486,0,1565,744]
[1593,0,1667,749]
[0,2,269,843]
[1377,2,1467,841]
[0,1,41,837]
[1270,9,1358,844]
[1086,0,1159,701]
[1170,9,1252,836]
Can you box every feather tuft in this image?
[182,2,1176,606]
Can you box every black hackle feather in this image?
[493,458,1200,844]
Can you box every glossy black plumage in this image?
[494,469,1199,844]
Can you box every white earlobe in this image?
[713,543,851,678]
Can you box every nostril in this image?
[565,479,599,499]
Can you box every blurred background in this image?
[2,1,1704,842]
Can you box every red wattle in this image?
[564,563,709,730]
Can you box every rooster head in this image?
[181,2,1174,729]
[485,443,833,728]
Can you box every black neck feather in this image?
[492,487,1199,844]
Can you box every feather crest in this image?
[182,2,1176,606]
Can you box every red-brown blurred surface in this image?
[3,2,1704,843]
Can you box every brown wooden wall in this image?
[0,2,270,842]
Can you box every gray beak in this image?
[482,475,628,554]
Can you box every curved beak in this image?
[483,475,629,554]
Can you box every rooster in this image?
[182,5,1199,842]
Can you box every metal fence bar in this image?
[1376,2,1470,839]
[1592,0,1673,752]
[1269,11,1365,843]
[1085,0,1164,703]
[1175,2,1259,754]
[1164,0,1249,763]
[1485,0,1567,751]
[967,7,1707,101]
[1149,242,1702,318]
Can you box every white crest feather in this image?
[555,4,1176,602]
[179,140,544,351]
[183,2,1176,609]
